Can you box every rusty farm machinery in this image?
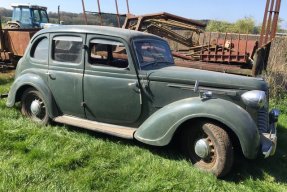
[81,0,282,77]
[0,0,282,76]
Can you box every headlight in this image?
[241,90,267,109]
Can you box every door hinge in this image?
[82,45,88,50]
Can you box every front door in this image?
[83,35,141,124]
[48,33,86,118]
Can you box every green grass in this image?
[0,72,287,191]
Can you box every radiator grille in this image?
[257,108,268,133]
[257,88,269,134]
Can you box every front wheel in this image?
[21,88,50,125]
[180,121,234,177]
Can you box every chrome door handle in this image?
[46,72,56,80]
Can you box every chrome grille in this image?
[257,107,269,133]
[257,90,269,133]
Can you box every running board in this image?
[54,115,136,139]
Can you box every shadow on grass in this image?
[54,118,287,183]
[225,123,287,183]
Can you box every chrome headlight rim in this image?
[241,90,267,109]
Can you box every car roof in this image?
[36,25,160,41]
[11,3,47,10]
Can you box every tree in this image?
[205,20,233,33]
[232,17,256,33]
[206,17,257,34]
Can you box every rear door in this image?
[48,33,86,118]
[83,35,142,124]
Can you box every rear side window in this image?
[31,37,49,61]
[40,10,48,23]
[89,39,128,68]
[52,36,83,64]
[33,10,41,22]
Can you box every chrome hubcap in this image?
[194,138,210,159]
[30,100,42,116]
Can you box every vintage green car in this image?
[6,25,279,177]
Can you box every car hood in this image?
[144,66,268,91]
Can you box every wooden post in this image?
[126,0,130,14]
[81,0,88,25]
[58,5,61,24]
[115,0,121,27]
[97,0,103,26]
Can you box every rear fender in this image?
[6,73,59,118]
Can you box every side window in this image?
[40,10,48,23]
[52,36,83,64]
[20,8,31,24]
[12,7,21,21]
[89,39,128,68]
[31,37,49,61]
[33,10,40,23]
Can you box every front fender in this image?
[135,97,260,159]
[6,73,58,118]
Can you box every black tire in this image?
[180,121,234,177]
[21,88,50,125]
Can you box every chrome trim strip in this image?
[167,83,238,96]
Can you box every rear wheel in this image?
[21,88,50,125]
[180,121,234,177]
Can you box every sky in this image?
[1,0,287,28]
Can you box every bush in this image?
[265,37,287,100]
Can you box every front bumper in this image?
[260,109,280,158]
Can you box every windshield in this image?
[12,7,21,21]
[12,7,31,24]
[134,39,174,69]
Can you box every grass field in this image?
[0,71,287,191]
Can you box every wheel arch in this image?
[134,97,260,159]
[6,73,60,118]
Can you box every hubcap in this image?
[30,100,42,116]
[194,138,210,159]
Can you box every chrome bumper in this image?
[260,109,280,158]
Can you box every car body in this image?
[6,25,279,177]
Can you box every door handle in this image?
[46,72,56,80]
[128,82,141,93]
[128,82,139,88]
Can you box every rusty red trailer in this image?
[0,17,39,68]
